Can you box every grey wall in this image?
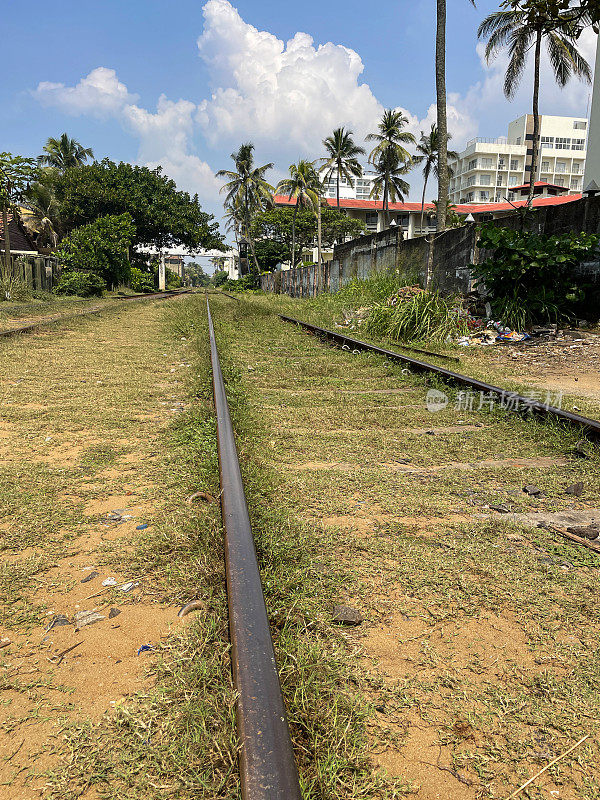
[260,195,600,296]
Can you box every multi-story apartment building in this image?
[319,167,382,201]
[449,114,588,204]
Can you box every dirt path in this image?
[0,299,195,798]
[212,294,600,800]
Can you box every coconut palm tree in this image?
[21,181,62,251]
[478,7,592,207]
[436,0,476,232]
[216,143,274,274]
[276,160,322,269]
[38,133,94,171]
[413,125,458,234]
[366,109,416,224]
[321,127,365,210]
[369,149,411,227]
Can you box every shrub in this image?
[473,224,599,327]
[54,270,106,297]
[56,213,135,286]
[365,289,468,342]
[129,266,155,293]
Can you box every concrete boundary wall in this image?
[260,195,600,296]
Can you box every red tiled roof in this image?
[509,181,570,193]
[0,213,38,253]
[457,194,582,215]
[273,193,582,216]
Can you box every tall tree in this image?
[369,149,411,225]
[478,4,591,206]
[0,153,38,273]
[366,109,416,226]
[276,160,322,269]
[413,125,458,234]
[39,133,94,171]
[216,143,274,274]
[21,180,62,250]
[321,127,365,210]
[436,0,476,232]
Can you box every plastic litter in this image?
[137,644,155,655]
[0,637,11,649]
[119,581,139,592]
[45,614,70,632]
[136,523,149,530]
[74,610,105,628]
[102,577,117,586]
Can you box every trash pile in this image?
[387,285,424,307]
[458,321,532,346]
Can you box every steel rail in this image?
[0,289,192,339]
[280,314,600,438]
[207,298,302,800]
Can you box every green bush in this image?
[56,213,135,286]
[473,224,599,328]
[54,270,106,297]
[129,266,155,293]
[365,290,468,342]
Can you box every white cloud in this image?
[33,67,138,118]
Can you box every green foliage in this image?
[473,223,599,326]
[365,290,469,342]
[0,153,38,211]
[55,213,135,286]
[54,270,106,297]
[129,266,155,293]
[250,207,365,264]
[254,238,289,272]
[212,270,228,287]
[166,268,182,289]
[54,159,223,253]
[185,261,210,287]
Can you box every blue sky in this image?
[2,0,597,228]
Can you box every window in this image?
[571,178,581,190]
[508,176,519,186]
[516,137,522,144]
[365,212,378,229]
[572,162,583,174]
[479,191,490,201]
[554,176,565,186]
[510,159,519,170]
[541,160,550,172]
[497,175,504,185]
[573,121,587,130]
[556,161,566,173]
[466,176,476,187]
[465,192,475,202]
[481,157,493,169]
[541,136,554,149]
[467,159,477,171]
[498,156,507,169]
[479,174,491,186]
[555,137,571,149]
[572,138,585,150]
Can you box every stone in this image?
[108,608,121,619]
[523,485,541,496]
[332,605,363,626]
[565,482,584,497]
[81,571,99,584]
[566,525,600,540]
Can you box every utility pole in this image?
[159,251,166,291]
[584,37,600,191]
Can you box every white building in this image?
[584,38,600,190]
[449,114,587,204]
[319,167,382,201]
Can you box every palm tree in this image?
[413,125,458,234]
[21,181,62,251]
[436,0,475,232]
[369,149,411,227]
[321,127,365,210]
[366,109,416,225]
[478,7,592,207]
[216,143,274,274]
[276,160,322,269]
[38,133,94,171]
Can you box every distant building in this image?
[585,39,600,190]
[449,114,587,204]
[0,213,38,256]
[164,254,184,278]
[318,167,381,202]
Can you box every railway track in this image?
[201,293,600,798]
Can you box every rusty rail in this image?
[280,314,600,439]
[207,298,302,800]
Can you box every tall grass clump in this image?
[365,290,469,343]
